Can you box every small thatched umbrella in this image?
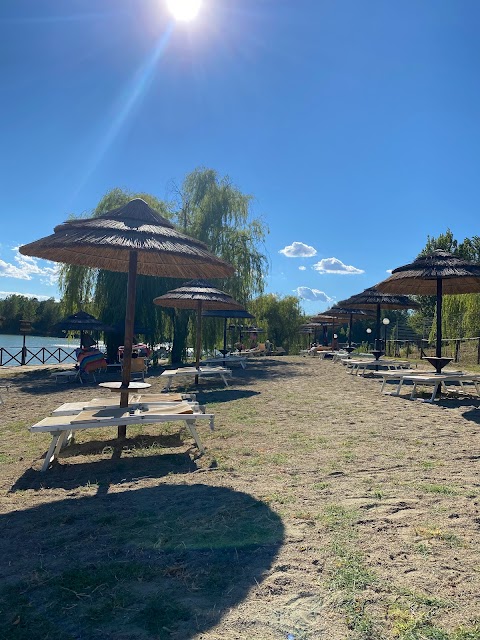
[309,314,337,347]
[202,309,254,357]
[153,280,244,375]
[337,286,418,358]
[55,310,113,349]
[20,199,234,435]
[318,306,370,352]
[376,249,480,372]
[299,322,324,346]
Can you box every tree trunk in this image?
[170,309,190,365]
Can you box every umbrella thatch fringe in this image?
[337,286,419,310]
[377,250,480,295]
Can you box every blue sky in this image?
[1,0,479,314]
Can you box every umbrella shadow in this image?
[196,388,260,404]
[461,406,480,424]
[11,434,201,494]
[0,484,284,640]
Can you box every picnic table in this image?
[30,398,214,471]
[345,358,411,376]
[201,355,247,369]
[388,372,480,403]
[160,366,233,390]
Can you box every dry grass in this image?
[1,356,480,639]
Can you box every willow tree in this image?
[169,168,269,362]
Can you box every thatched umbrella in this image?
[376,249,480,372]
[19,199,234,435]
[202,309,254,356]
[299,322,324,346]
[153,280,244,375]
[309,314,336,347]
[337,286,418,358]
[55,310,113,349]
[317,306,370,352]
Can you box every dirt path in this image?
[1,357,480,639]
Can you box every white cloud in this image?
[0,259,31,280]
[312,257,364,275]
[298,265,306,271]
[386,268,392,274]
[0,290,57,301]
[279,242,317,258]
[0,248,59,285]
[294,287,333,303]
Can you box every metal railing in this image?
[387,336,480,365]
[0,346,77,367]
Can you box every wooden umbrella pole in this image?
[436,277,443,362]
[195,300,203,384]
[119,250,138,438]
[375,303,381,351]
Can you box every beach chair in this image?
[122,356,148,381]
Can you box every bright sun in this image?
[166,0,202,22]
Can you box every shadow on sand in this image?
[0,484,284,640]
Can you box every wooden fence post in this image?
[454,339,460,363]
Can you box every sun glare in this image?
[166,0,202,22]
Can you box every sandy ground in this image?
[1,356,480,639]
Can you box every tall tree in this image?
[249,294,303,352]
[169,168,269,362]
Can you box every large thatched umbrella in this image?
[377,249,480,372]
[202,308,254,356]
[19,199,234,435]
[337,286,418,358]
[317,306,370,352]
[55,310,113,349]
[153,280,244,374]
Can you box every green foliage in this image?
[249,293,303,351]
[0,295,63,335]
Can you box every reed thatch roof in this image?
[337,286,419,310]
[202,309,254,319]
[153,280,244,311]
[309,314,335,323]
[55,310,112,332]
[316,306,371,320]
[376,250,480,295]
[19,198,234,279]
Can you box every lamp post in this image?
[382,318,390,355]
[366,327,372,349]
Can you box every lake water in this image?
[0,334,99,367]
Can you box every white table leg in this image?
[41,431,67,472]
[185,419,205,453]
[220,374,229,387]
[427,382,441,403]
